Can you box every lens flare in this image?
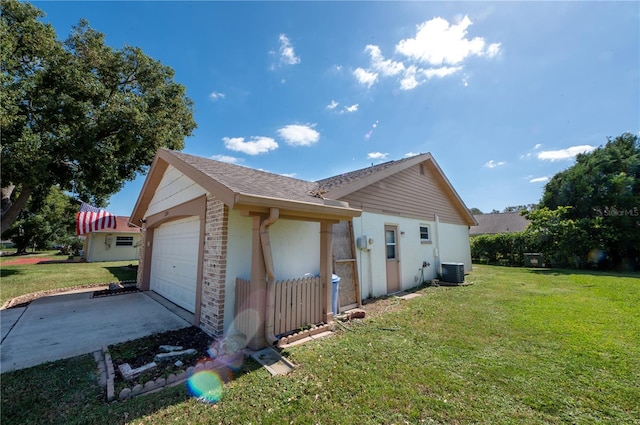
[187,370,223,403]
[588,248,606,264]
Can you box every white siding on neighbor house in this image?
[353,211,469,299]
[437,221,472,273]
[146,165,207,217]
[85,232,141,263]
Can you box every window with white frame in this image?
[115,236,134,247]
[419,225,431,243]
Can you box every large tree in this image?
[1,0,196,233]
[2,185,77,253]
[528,133,640,269]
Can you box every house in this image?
[82,216,142,262]
[468,212,530,236]
[316,154,476,300]
[130,149,475,350]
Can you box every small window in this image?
[115,236,134,247]
[419,225,431,243]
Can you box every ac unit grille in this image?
[441,262,464,284]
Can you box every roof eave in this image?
[233,193,362,222]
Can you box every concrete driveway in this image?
[1,289,191,373]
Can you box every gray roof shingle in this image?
[170,151,324,205]
[315,155,420,192]
[469,212,531,235]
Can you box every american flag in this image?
[76,202,117,235]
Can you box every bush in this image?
[471,232,541,266]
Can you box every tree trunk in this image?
[1,184,32,234]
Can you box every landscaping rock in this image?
[119,388,132,400]
[174,360,183,367]
[154,348,197,362]
[118,362,157,381]
[131,384,143,396]
[159,345,183,352]
[144,380,156,392]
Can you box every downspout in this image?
[260,208,279,345]
[434,214,441,276]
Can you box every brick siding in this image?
[136,226,146,286]
[199,195,229,338]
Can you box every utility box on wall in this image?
[356,235,370,250]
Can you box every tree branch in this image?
[1,184,32,234]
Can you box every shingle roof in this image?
[316,155,419,192]
[170,151,325,205]
[469,212,531,235]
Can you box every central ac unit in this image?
[441,262,464,284]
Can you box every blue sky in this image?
[34,1,639,216]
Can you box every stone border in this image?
[98,346,242,402]
[1,280,137,310]
[277,323,333,347]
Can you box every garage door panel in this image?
[150,216,200,313]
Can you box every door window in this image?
[386,229,397,259]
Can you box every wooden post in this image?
[320,222,334,323]
[247,215,267,350]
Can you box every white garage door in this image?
[150,216,200,313]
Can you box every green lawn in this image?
[1,265,638,424]
[0,252,138,305]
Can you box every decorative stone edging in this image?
[98,346,241,402]
[1,280,138,310]
[277,323,332,347]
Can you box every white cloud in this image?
[422,66,462,78]
[211,154,243,164]
[395,15,501,65]
[400,65,421,90]
[209,91,225,101]
[530,176,549,183]
[484,160,506,168]
[368,152,388,160]
[223,136,278,155]
[536,145,596,161]
[278,34,300,65]
[353,67,378,88]
[365,45,405,76]
[344,103,359,113]
[405,152,420,157]
[351,15,500,91]
[277,124,320,146]
[327,100,339,109]
[533,143,542,150]
[279,172,297,178]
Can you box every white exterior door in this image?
[150,216,200,313]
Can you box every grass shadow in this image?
[103,265,138,282]
[0,268,21,278]
[528,268,640,279]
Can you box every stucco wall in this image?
[270,220,321,279]
[224,213,320,335]
[352,211,470,299]
[85,232,141,263]
[437,221,473,272]
[224,209,252,334]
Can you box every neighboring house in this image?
[468,212,531,236]
[130,149,475,350]
[82,216,142,263]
